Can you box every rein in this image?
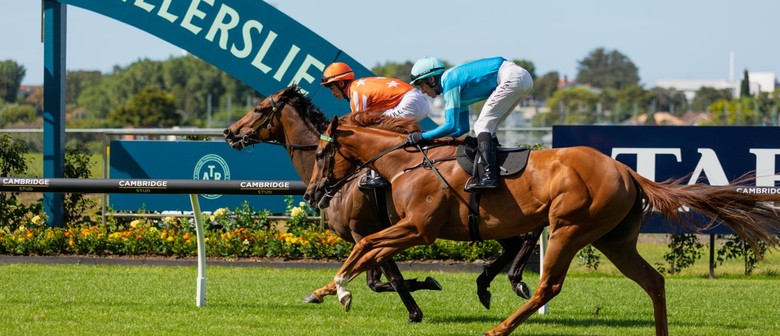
[319,134,407,200]
[320,135,483,241]
[242,138,318,151]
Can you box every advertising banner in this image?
[60,0,371,116]
[109,140,300,212]
[553,126,780,233]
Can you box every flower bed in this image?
[0,201,503,262]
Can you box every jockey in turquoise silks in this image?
[407,56,533,192]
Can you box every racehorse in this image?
[305,115,780,336]
[222,85,538,321]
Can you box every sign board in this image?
[109,140,300,212]
[552,126,780,234]
[59,0,373,116]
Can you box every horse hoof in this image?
[303,294,323,304]
[513,282,532,300]
[408,314,423,323]
[424,277,443,290]
[340,292,352,312]
[478,290,491,310]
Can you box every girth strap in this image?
[468,193,483,242]
[371,187,392,229]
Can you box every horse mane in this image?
[347,111,421,134]
[278,85,329,133]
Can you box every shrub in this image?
[656,234,702,274]
[0,104,36,126]
[0,134,42,231]
[577,244,601,271]
[63,141,97,227]
[717,235,767,275]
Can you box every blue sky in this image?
[2,0,778,87]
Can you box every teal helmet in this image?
[410,56,445,86]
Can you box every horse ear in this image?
[329,115,339,131]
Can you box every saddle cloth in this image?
[455,136,530,176]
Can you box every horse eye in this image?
[253,107,261,114]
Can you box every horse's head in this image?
[225,85,327,150]
[223,88,287,150]
[304,116,358,209]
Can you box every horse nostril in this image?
[303,194,310,201]
[223,129,231,137]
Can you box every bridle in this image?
[239,95,318,151]
[316,133,406,200]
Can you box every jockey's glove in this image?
[405,131,424,146]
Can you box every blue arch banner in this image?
[59,0,374,115]
[44,0,438,221]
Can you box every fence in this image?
[0,127,554,172]
[0,176,307,307]
[0,127,554,215]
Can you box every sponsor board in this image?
[109,140,300,212]
[553,125,780,234]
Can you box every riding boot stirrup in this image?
[465,133,498,192]
[359,169,389,189]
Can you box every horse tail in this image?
[624,166,780,256]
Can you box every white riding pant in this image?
[473,61,534,135]
[380,89,430,121]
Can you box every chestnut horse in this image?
[223,85,537,321]
[305,115,780,336]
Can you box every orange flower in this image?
[68,240,75,247]
[183,233,191,240]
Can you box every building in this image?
[656,72,778,101]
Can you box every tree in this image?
[108,89,180,127]
[66,70,102,106]
[576,48,640,90]
[608,85,653,122]
[77,81,114,120]
[371,60,416,83]
[543,86,600,125]
[649,87,687,115]
[533,71,560,101]
[740,69,750,98]
[691,87,732,112]
[0,60,26,103]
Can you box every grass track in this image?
[0,263,778,335]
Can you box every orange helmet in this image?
[321,62,354,85]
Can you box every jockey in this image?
[321,62,430,189]
[407,56,533,192]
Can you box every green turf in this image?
[0,263,778,335]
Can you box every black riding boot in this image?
[492,135,502,147]
[465,132,498,192]
[359,169,389,189]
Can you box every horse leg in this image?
[303,281,336,304]
[484,230,586,336]
[477,236,523,309]
[592,239,668,335]
[302,272,365,304]
[506,228,544,300]
[365,266,394,292]
[374,259,426,322]
[365,259,442,293]
[332,220,431,313]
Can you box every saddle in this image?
[456,136,530,176]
